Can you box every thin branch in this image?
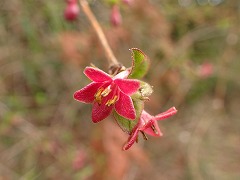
[79,0,119,67]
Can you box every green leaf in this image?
[129,48,150,79]
[113,98,144,134]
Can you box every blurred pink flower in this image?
[74,67,140,123]
[72,149,86,170]
[64,0,80,21]
[122,0,133,5]
[110,5,122,27]
[198,62,213,78]
[123,107,177,150]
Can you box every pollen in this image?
[105,95,118,106]
[94,87,104,104]
[101,86,112,97]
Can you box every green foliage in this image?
[105,0,120,6]
[186,77,217,103]
[129,48,150,79]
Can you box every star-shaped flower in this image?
[74,67,140,123]
[123,107,177,150]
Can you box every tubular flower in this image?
[123,107,177,150]
[74,67,140,123]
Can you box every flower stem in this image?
[79,0,119,68]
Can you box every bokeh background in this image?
[1,0,240,179]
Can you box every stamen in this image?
[105,95,118,106]
[141,131,148,140]
[135,135,139,143]
[101,86,112,97]
[94,87,104,104]
[151,125,158,135]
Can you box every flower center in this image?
[105,95,118,106]
[94,87,104,104]
[94,85,115,105]
[101,85,112,97]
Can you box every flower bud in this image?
[64,1,80,21]
[110,5,122,27]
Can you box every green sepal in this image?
[113,98,144,134]
[131,81,153,100]
[128,48,150,79]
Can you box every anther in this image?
[151,125,158,135]
[105,95,118,106]
[101,86,111,97]
[95,88,104,104]
[141,131,148,140]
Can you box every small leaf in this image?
[129,48,150,79]
[114,98,144,134]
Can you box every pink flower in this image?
[72,149,86,170]
[110,5,122,27]
[122,0,133,5]
[74,67,140,123]
[123,107,177,150]
[198,62,213,78]
[64,0,80,21]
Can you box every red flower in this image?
[74,67,140,123]
[64,0,80,21]
[123,107,177,150]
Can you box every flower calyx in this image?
[123,107,178,150]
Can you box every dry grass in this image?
[0,0,240,179]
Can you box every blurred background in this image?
[0,0,240,179]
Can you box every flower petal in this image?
[154,107,177,121]
[112,69,131,80]
[92,102,114,123]
[115,91,136,120]
[143,120,163,137]
[123,127,139,150]
[84,67,112,82]
[114,79,140,95]
[139,110,153,125]
[74,82,103,103]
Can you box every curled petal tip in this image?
[171,107,178,114]
[122,142,133,151]
[122,146,127,151]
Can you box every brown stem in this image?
[79,0,119,67]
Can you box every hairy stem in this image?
[79,0,119,67]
